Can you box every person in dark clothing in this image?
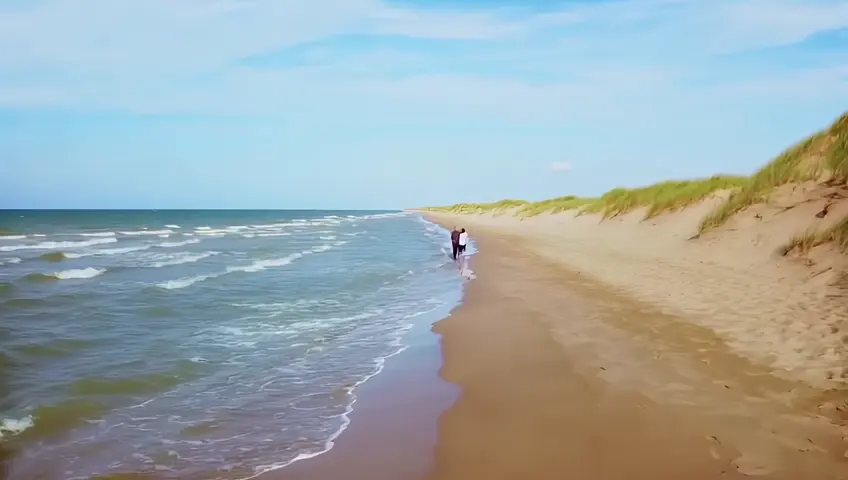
[450,226,460,260]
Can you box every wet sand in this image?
[270,295,458,480]
[272,213,847,480]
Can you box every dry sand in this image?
[423,200,848,480]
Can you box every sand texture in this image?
[423,218,848,480]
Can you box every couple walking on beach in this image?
[450,226,468,261]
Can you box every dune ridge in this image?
[418,112,848,388]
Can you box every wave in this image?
[14,338,94,358]
[0,257,22,265]
[150,252,218,268]
[66,245,151,258]
[24,268,105,282]
[55,268,106,279]
[0,237,117,252]
[0,415,34,439]
[39,251,68,262]
[79,232,116,237]
[0,235,26,240]
[120,229,173,236]
[157,244,335,290]
[3,399,109,441]
[157,273,222,290]
[164,224,181,229]
[158,238,200,248]
[69,364,202,396]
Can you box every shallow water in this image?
[0,210,464,479]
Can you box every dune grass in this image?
[424,198,528,215]
[699,113,848,233]
[781,214,848,256]
[422,112,848,250]
[510,175,749,219]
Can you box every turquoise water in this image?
[0,210,465,479]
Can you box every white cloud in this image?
[550,161,573,172]
[0,0,845,117]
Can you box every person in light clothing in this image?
[457,228,468,257]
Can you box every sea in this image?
[0,210,471,480]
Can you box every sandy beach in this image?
[422,210,848,479]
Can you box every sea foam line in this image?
[150,252,218,268]
[0,237,117,252]
[240,335,412,479]
[156,243,338,290]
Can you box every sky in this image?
[0,0,847,210]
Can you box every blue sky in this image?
[0,0,846,209]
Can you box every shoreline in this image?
[267,219,463,480]
[269,206,847,479]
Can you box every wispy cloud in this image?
[0,0,845,119]
[550,161,573,172]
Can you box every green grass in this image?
[699,112,848,232]
[422,198,528,215]
[421,111,848,251]
[781,214,848,256]
[511,175,749,219]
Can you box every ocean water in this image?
[0,210,469,479]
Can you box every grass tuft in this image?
[780,215,848,256]
[422,199,528,215]
[512,175,748,219]
[699,112,848,233]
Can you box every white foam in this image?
[157,273,222,290]
[227,252,304,274]
[0,415,34,438]
[0,257,21,265]
[195,226,212,231]
[165,225,181,229]
[158,234,170,238]
[66,245,150,258]
[150,252,218,268]
[240,337,411,479]
[0,235,26,240]
[157,244,335,290]
[54,267,105,280]
[120,229,173,236]
[32,234,46,237]
[79,232,116,237]
[257,233,291,237]
[158,238,200,248]
[0,237,117,252]
[319,236,336,240]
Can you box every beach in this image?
[418,206,848,480]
